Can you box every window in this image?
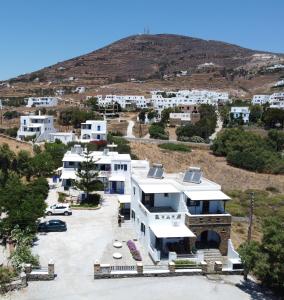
[164,193,168,197]
[97,125,101,131]
[187,199,200,207]
[124,164,127,171]
[133,187,136,195]
[140,223,145,234]
[131,210,135,220]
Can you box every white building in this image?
[269,92,284,109]
[17,114,56,142]
[60,145,149,196]
[252,95,270,105]
[273,80,284,87]
[74,87,86,94]
[96,95,149,109]
[26,97,59,108]
[151,90,230,114]
[80,120,107,143]
[49,132,76,144]
[230,107,250,123]
[131,165,233,262]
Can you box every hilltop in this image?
[1,34,284,98]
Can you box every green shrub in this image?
[0,267,16,284]
[58,192,67,203]
[158,143,191,152]
[149,123,169,140]
[10,244,39,272]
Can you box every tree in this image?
[31,152,54,177]
[267,130,284,152]
[138,110,146,123]
[86,97,99,111]
[16,150,32,180]
[0,174,47,235]
[147,110,158,121]
[44,141,68,169]
[263,108,284,129]
[73,148,99,201]
[239,217,284,293]
[249,105,263,123]
[0,144,16,184]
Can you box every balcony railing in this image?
[185,213,231,226]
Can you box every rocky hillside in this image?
[1,34,284,97]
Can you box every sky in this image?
[0,0,283,80]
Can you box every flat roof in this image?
[140,184,180,194]
[184,190,230,201]
[117,195,131,204]
[150,224,195,238]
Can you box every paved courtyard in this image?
[2,183,278,300]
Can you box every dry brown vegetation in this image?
[0,135,33,154]
[130,142,284,193]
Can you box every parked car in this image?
[46,204,72,216]
[38,220,67,232]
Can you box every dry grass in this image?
[0,135,33,154]
[231,221,262,249]
[132,123,149,138]
[108,120,128,136]
[130,142,284,193]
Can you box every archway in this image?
[195,230,221,250]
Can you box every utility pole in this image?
[247,192,255,244]
[244,191,254,281]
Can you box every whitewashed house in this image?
[230,107,250,123]
[252,95,270,105]
[131,165,233,263]
[80,120,107,143]
[26,97,59,108]
[269,92,284,109]
[75,86,86,94]
[151,90,230,115]
[96,95,149,109]
[49,132,76,144]
[60,145,149,195]
[17,114,56,142]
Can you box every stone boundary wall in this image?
[93,261,243,280]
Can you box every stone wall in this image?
[185,214,231,255]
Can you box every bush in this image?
[188,136,205,143]
[10,244,39,272]
[211,128,284,174]
[158,143,191,152]
[149,123,169,140]
[265,186,280,193]
[0,267,16,284]
[58,192,67,203]
[126,240,142,261]
[80,193,101,207]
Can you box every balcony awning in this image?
[108,175,125,182]
[150,223,195,238]
[140,184,179,194]
[60,171,77,180]
[184,190,230,201]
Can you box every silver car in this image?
[46,204,72,216]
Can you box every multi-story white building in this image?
[48,132,76,144]
[151,90,230,113]
[230,107,250,123]
[17,114,56,142]
[252,95,270,105]
[80,120,107,143]
[26,97,59,108]
[131,165,233,262]
[96,95,149,109]
[60,145,149,196]
[269,92,284,109]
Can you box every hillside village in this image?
[0,34,283,299]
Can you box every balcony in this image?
[185,214,231,227]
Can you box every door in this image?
[202,201,210,214]
[201,231,208,243]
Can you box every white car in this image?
[46,204,72,216]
